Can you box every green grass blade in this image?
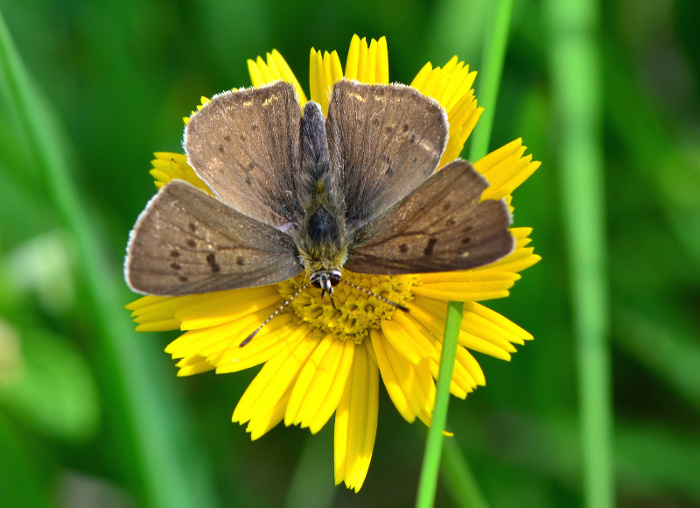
[441,437,489,508]
[0,12,219,508]
[416,300,464,508]
[544,1,615,507]
[0,415,47,508]
[416,2,515,506]
[469,0,515,163]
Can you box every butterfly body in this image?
[125,80,515,297]
[293,101,350,293]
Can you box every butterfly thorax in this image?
[295,176,351,289]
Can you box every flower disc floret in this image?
[278,272,419,343]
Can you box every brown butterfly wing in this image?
[125,181,302,295]
[184,81,304,229]
[326,80,448,228]
[345,159,514,274]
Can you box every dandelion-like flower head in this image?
[128,35,541,491]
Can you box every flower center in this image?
[277,271,419,342]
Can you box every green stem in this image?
[544,1,615,507]
[416,301,464,508]
[469,0,515,163]
[416,3,514,507]
[0,13,218,508]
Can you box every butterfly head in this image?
[309,268,342,296]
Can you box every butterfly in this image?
[125,79,514,303]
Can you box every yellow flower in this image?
[128,35,540,492]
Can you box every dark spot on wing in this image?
[248,162,256,170]
[186,239,196,248]
[218,145,225,153]
[399,243,410,253]
[178,275,189,282]
[442,200,453,211]
[170,262,181,270]
[224,135,231,141]
[371,117,380,126]
[206,252,221,273]
[424,237,438,256]
[236,256,245,266]
[402,123,410,132]
[251,123,259,131]
[189,222,197,232]
[381,154,391,164]
[446,217,457,226]
[461,237,471,244]
[246,176,252,185]
[385,126,393,134]
[170,250,180,257]
[410,133,418,144]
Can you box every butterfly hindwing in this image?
[326,80,449,228]
[345,159,515,274]
[184,81,304,229]
[125,180,302,295]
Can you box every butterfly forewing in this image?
[345,159,515,274]
[125,180,302,295]
[326,80,448,228]
[184,81,304,229]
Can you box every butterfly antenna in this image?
[338,280,409,312]
[239,282,312,347]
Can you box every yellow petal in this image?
[167,303,278,359]
[269,50,307,105]
[371,330,435,424]
[487,227,542,273]
[174,355,214,377]
[232,330,317,426]
[428,344,484,399]
[254,56,276,84]
[246,388,292,440]
[247,51,307,107]
[345,34,361,81]
[375,37,389,84]
[345,35,388,85]
[286,338,354,434]
[216,314,300,373]
[381,312,439,364]
[370,330,415,422]
[134,319,181,332]
[408,298,516,360]
[334,343,378,492]
[414,270,519,301]
[247,59,266,88]
[409,59,480,164]
[309,48,343,115]
[178,288,281,330]
[475,138,541,200]
[149,152,211,193]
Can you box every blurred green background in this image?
[1,0,699,507]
